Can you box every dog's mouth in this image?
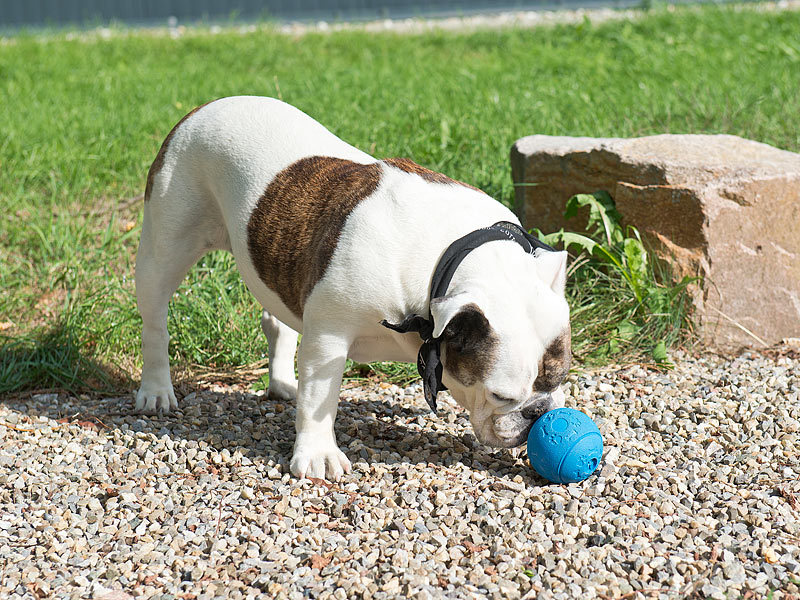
[475,411,534,448]
[473,391,562,448]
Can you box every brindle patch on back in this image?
[383,157,481,192]
[534,328,572,393]
[440,303,499,386]
[145,100,215,202]
[247,156,382,319]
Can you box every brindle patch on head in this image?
[145,100,216,202]
[533,328,572,393]
[247,156,382,319]
[440,303,499,386]
[383,157,481,192]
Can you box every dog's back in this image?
[145,96,375,244]
[141,97,376,328]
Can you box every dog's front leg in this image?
[290,330,352,481]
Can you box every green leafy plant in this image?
[534,191,696,365]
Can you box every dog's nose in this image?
[520,392,555,421]
[521,387,566,421]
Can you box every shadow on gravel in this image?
[2,383,526,480]
[0,323,130,395]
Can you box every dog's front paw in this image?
[290,433,352,481]
[267,378,298,401]
[135,384,178,415]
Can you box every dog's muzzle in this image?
[491,411,536,447]
[488,390,565,448]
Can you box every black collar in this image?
[381,221,555,412]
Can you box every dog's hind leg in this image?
[135,212,197,414]
[135,182,228,415]
[261,311,299,400]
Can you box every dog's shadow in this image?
[4,383,529,482]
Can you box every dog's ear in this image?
[431,295,496,386]
[431,293,481,339]
[535,250,568,295]
[431,293,492,349]
[439,304,492,353]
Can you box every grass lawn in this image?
[1,4,799,393]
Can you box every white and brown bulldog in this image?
[136,96,571,480]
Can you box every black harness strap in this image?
[381,221,555,412]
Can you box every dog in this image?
[136,96,571,480]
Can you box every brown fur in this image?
[383,157,481,192]
[144,101,215,202]
[534,329,572,393]
[441,303,499,386]
[247,156,382,319]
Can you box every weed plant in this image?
[535,192,695,367]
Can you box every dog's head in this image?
[432,247,571,448]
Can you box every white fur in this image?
[136,96,570,480]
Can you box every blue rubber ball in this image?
[527,407,603,483]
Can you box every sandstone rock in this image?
[510,134,800,350]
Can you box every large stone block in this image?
[510,134,800,350]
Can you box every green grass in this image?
[2,5,800,393]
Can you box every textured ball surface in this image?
[527,407,603,483]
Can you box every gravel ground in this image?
[1,349,799,600]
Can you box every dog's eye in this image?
[491,393,515,403]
